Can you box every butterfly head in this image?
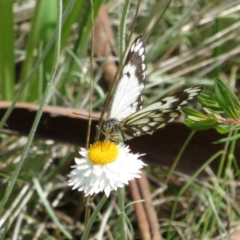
[101,118,121,142]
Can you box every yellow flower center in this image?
[88,141,119,165]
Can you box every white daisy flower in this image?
[68,141,146,197]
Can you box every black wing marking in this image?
[119,85,204,140]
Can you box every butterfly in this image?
[101,35,204,142]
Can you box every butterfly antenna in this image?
[72,112,100,120]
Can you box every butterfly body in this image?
[101,35,204,142]
[101,118,120,140]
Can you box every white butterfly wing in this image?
[101,35,203,142]
[108,35,146,120]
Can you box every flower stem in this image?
[118,187,127,240]
[81,195,107,240]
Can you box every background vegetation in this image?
[1,0,240,239]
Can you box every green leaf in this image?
[198,93,223,112]
[229,125,240,131]
[182,107,209,120]
[215,78,240,120]
[213,133,240,144]
[184,119,218,131]
[215,125,231,134]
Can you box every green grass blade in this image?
[19,0,58,101]
[119,0,130,57]
[61,0,84,48]
[33,177,72,239]
[0,0,15,100]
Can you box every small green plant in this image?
[184,78,240,143]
